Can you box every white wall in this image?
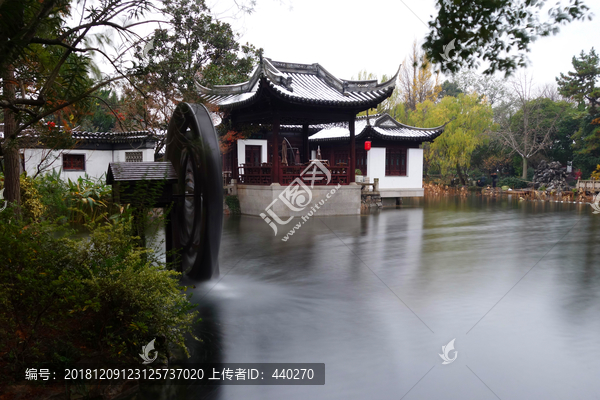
[237,139,268,166]
[113,148,154,163]
[366,147,423,190]
[23,148,155,181]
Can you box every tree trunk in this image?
[456,162,466,186]
[522,157,528,180]
[2,65,21,214]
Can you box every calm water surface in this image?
[177,195,600,400]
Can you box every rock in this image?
[533,161,570,192]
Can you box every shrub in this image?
[0,215,198,383]
[64,174,114,224]
[355,169,362,175]
[34,170,69,222]
[34,172,122,225]
[225,195,241,215]
[498,177,528,189]
[591,164,600,180]
[20,175,46,222]
[69,221,198,359]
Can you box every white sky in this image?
[209,0,600,87]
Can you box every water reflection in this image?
[176,195,599,400]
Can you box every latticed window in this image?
[385,148,407,176]
[63,154,85,170]
[333,151,348,166]
[356,149,367,175]
[125,151,143,162]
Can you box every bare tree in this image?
[495,74,566,179]
[398,41,440,112]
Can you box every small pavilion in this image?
[198,57,398,185]
[309,113,445,199]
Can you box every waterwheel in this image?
[165,103,222,280]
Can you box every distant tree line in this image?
[367,45,599,183]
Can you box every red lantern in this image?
[364,141,371,151]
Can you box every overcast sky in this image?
[209,0,599,87]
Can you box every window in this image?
[332,151,348,166]
[385,148,407,176]
[63,154,85,171]
[245,145,262,166]
[125,151,143,162]
[356,149,367,175]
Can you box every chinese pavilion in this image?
[197,57,398,187]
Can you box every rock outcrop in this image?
[533,161,569,192]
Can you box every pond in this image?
[180,195,600,400]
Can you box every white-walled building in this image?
[22,131,157,180]
[308,113,445,198]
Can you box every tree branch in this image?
[12,74,140,140]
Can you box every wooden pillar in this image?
[232,142,239,180]
[302,124,309,162]
[349,114,356,183]
[272,113,281,184]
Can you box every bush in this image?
[0,214,198,383]
[225,195,241,215]
[591,164,600,180]
[34,172,123,225]
[64,174,115,224]
[34,170,70,222]
[498,177,528,189]
[20,175,46,222]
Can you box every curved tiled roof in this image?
[107,162,177,183]
[308,113,445,143]
[70,130,156,143]
[197,58,399,110]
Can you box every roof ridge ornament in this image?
[263,58,293,92]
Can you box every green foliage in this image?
[0,215,198,382]
[424,0,592,76]
[64,175,113,224]
[19,175,46,222]
[225,195,241,215]
[33,170,69,221]
[498,177,528,189]
[355,169,363,175]
[557,48,600,160]
[78,89,119,132]
[439,80,463,98]
[418,93,494,176]
[573,153,600,178]
[142,0,260,101]
[0,215,74,379]
[557,48,600,110]
[547,107,581,164]
[68,221,198,359]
